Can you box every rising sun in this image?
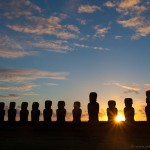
[115,115,125,122]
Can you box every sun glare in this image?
[115,115,125,122]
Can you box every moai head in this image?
[146,90,150,98]
[0,102,5,110]
[108,100,116,109]
[146,90,150,105]
[32,102,39,110]
[21,102,28,110]
[89,92,97,103]
[45,100,52,109]
[9,102,16,109]
[74,101,81,109]
[124,98,133,107]
[58,101,65,109]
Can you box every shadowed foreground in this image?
[0,122,150,150]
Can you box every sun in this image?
[115,115,125,122]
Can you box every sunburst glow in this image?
[115,115,125,122]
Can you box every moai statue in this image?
[107,100,118,122]
[72,101,82,123]
[124,98,134,122]
[56,101,66,123]
[145,90,150,122]
[20,102,29,123]
[0,102,5,123]
[43,100,53,123]
[88,92,99,123]
[8,102,16,123]
[31,102,40,124]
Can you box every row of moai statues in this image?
[0,91,150,124]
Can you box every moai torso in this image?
[57,101,66,123]
[88,92,99,122]
[72,101,82,123]
[43,100,53,123]
[8,102,16,122]
[107,100,118,122]
[124,98,134,122]
[20,102,29,122]
[31,102,40,123]
[145,90,150,122]
[0,102,5,122]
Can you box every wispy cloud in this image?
[0,35,37,58]
[7,16,79,39]
[0,84,37,91]
[0,94,21,100]
[30,40,72,53]
[116,0,147,15]
[104,1,115,7]
[77,19,87,25]
[0,68,69,82]
[114,35,122,40]
[0,49,36,58]
[46,83,58,86]
[94,25,110,38]
[144,84,150,91]
[73,43,109,51]
[78,5,100,13]
[66,25,80,33]
[117,17,150,39]
[1,0,41,19]
[112,82,140,94]
[23,92,39,96]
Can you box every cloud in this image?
[0,94,21,100]
[0,84,37,91]
[30,40,72,53]
[114,35,122,40]
[112,82,140,94]
[0,35,37,58]
[117,17,143,28]
[78,5,100,13]
[104,1,115,7]
[46,83,58,86]
[94,25,110,37]
[73,43,109,51]
[1,0,41,19]
[0,49,36,58]
[7,16,79,39]
[0,68,69,82]
[116,0,147,15]
[66,25,80,33]
[23,92,39,96]
[144,84,150,91]
[117,17,150,39]
[77,19,87,25]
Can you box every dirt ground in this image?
[0,122,150,150]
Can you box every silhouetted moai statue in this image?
[88,92,99,123]
[8,102,16,123]
[31,102,40,124]
[0,102,5,123]
[43,100,53,124]
[72,101,82,123]
[20,102,29,123]
[107,100,118,122]
[124,98,134,122]
[56,101,66,123]
[145,90,150,122]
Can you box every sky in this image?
[0,0,150,121]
